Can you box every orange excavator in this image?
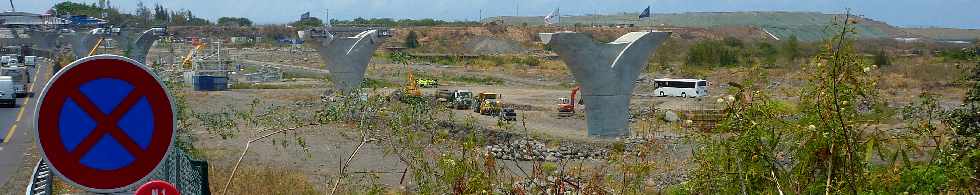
[557,86,580,117]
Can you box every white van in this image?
[653,79,709,98]
[0,76,16,107]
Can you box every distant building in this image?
[65,15,108,27]
[0,12,70,27]
[229,37,254,44]
[894,37,921,43]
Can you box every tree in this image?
[153,4,169,23]
[756,42,779,66]
[135,1,151,26]
[943,59,980,190]
[872,48,890,66]
[291,17,323,29]
[404,31,420,49]
[686,40,741,67]
[782,35,801,62]
[218,17,253,27]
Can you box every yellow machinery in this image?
[181,44,205,69]
[478,99,502,116]
[473,92,500,113]
[403,69,421,97]
[87,38,104,56]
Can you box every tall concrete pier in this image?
[69,28,108,59]
[128,28,166,64]
[300,29,385,94]
[540,31,671,138]
[26,31,61,50]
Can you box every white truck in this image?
[1,66,29,97]
[0,56,10,65]
[24,56,36,67]
[0,76,15,107]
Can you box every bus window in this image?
[698,81,707,86]
[679,81,696,88]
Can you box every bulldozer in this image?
[557,86,580,117]
[473,92,501,113]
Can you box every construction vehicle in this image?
[416,78,437,88]
[473,92,500,113]
[0,76,15,107]
[557,86,580,117]
[436,89,474,109]
[499,107,517,121]
[478,99,502,116]
[23,56,36,67]
[0,56,10,65]
[182,43,206,69]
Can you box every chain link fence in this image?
[140,148,210,195]
[27,148,209,195]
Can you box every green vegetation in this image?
[331,18,479,27]
[872,48,891,66]
[404,31,420,48]
[53,2,211,26]
[937,47,978,61]
[682,34,813,68]
[685,38,744,67]
[217,17,253,27]
[489,12,895,41]
[782,35,802,62]
[683,16,980,194]
[291,17,323,29]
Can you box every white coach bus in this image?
[653,79,709,98]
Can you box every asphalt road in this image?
[0,61,50,187]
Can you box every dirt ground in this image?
[150,38,972,192]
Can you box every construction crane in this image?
[181,40,205,69]
[557,86,580,117]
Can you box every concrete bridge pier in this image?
[299,29,385,94]
[70,28,109,60]
[540,31,671,138]
[128,28,167,64]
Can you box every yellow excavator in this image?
[403,68,421,97]
[390,52,423,102]
[181,42,205,69]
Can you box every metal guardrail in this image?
[24,160,53,195]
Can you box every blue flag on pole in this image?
[301,12,311,20]
[639,6,651,18]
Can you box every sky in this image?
[4,0,979,29]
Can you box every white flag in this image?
[544,8,559,25]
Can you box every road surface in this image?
[0,61,50,187]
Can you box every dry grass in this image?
[209,164,322,195]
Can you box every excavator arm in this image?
[182,44,205,69]
[87,38,104,57]
[570,86,581,108]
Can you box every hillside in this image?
[486,11,904,41]
[903,28,980,41]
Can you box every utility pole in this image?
[514,0,519,17]
[8,0,15,12]
[325,9,331,28]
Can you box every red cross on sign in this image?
[34,55,175,193]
